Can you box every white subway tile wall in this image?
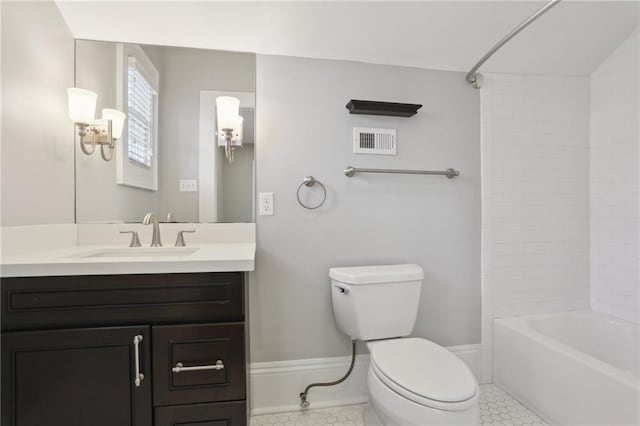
[481,74,591,382]
[590,29,640,324]
[482,73,591,319]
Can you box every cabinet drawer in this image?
[2,273,244,330]
[154,401,246,426]
[153,323,245,406]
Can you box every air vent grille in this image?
[353,127,397,155]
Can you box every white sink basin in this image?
[71,247,199,259]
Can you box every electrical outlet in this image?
[179,179,198,192]
[259,192,274,216]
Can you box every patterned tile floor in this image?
[251,403,370,426]
[250,384,546,426]
[480,384,546,426]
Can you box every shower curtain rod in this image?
[466,0,562,89]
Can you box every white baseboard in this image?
[448,343,482,381]
[249,353,370,415]
[249,343,481,416]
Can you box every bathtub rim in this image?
[493,310,639,389]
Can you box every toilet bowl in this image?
[330,264,480,425]
[367,338,479,425]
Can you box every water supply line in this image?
[299,340,357,409]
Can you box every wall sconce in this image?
[67,88,126,161]
[216,96,243,163]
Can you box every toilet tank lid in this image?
[329,264,423,285]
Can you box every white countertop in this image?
[1,243,255,277]
[1,223,256,277]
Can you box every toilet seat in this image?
[367,338,478,411]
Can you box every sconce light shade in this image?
[216,96,240,130]
[67,88,97,124]
[102,108,126,140]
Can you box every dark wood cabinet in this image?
[155,401,246,426]
[2,326,152,426]
[153,323,245,406]
[2,272,244,331]
[1,272,247,426]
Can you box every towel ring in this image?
[296,176,327,210]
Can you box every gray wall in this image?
[1,1,75,225]
[252,54,481,362]
[74,40,162,223]
[220,108,255,223]
[158,47,256,222]
[221,145,254,222]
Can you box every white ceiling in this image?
[56,1,638,76]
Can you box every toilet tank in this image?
[330,264,424,341]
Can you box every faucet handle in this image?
[167,213,176,223]
[175,230,195,247]
[120,231,142,247]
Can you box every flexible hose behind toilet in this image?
[299,340,357,409]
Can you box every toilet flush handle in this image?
[334,285,350,294]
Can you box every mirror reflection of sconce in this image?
[216,96,243,163]
[67,88,126,161]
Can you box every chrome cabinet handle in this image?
[133,334,144,387]
[172,360,224,373]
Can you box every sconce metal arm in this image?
[75,119,115,160]
[221,128,235,163]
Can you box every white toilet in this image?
[330,264,480,426]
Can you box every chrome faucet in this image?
[142,213,162,247]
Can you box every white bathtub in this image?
[494,311,639,426]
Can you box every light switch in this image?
[179,179,198,192]
[259,192,274,216]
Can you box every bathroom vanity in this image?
[1,224,255,426]
[2,272,246,426]
[1,18,261,425]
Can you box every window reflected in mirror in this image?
[74,40,256,224]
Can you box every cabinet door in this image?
[1,326,152,426]
[154,401,246,426]
[153,323,245,406]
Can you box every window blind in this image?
[127,65,154,168]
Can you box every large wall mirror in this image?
[74,40,256,223]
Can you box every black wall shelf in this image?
[345,100,422,117]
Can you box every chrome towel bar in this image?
[344,166,459,179]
